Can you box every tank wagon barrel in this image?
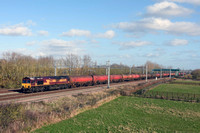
[69,76,93,87]
[93,75,108,84]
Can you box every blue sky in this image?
[0,0,200,69]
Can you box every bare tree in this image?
[145,61,162,73]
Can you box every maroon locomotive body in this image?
[21,76,70,92]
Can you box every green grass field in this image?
[34,96,200,132]
[173,80,200,84]
[149,84,200,94]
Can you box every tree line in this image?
[0,52,163,89]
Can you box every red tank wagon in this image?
[69,76,93,87]
[171,73,175,76]
[110,75,123,82]
[163,73,167,77]
[93,75,108,84]
[147,74,152,78]
[122,74,133,81]
[132,74,140,80]
[140,74,146,79]
[155,74,160,77]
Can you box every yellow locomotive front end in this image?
[22,82,31,89]
[21,77,32,92]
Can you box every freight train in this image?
[21,73,176,93]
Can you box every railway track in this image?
[0,79,165,104]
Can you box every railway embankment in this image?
[0,79,168,132]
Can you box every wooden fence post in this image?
[166,92,168,99]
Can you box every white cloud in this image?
[143,48,166,58]
[2,48,35,57]
[0,24,32,36]
[95,30,115,39]
[38,30,49,36]
[168,39,188,46]
[119,54,131,59]
[61,29,91,37]
[90,39,99,44]
[115,17,200,36]
[164,0,200,5]
[26,20,36,26]
[145,53,160,57]
[146,1,193,17]
[115,18,171,32]
[26,41,37,46]
[39,39,87,56]
[61,29,115,39]
[167,21,200,36]
[41,39,76,46]
[191,54,198,57]
[113,41,151,49]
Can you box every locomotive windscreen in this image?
[23,79,30,83]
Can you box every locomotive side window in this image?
[37,81,43,85]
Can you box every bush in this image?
[184,74,193,79]
[191,69,200,79]
[0,104,22,128]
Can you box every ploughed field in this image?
[34,96,200,132]
[148,84,200,94]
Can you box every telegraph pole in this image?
[129,66,131,74]
[170,69,171,79]
[160,68,162,78]
[146,64,148,82]
[143,65,144,74]
[106,61,110,89]
[54,61,57,76]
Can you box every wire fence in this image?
[170,82,200,86]
[134,91,200,103]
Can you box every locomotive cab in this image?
[22,77,32,89]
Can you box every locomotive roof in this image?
[43,76,70,79]
[23,76,70,80]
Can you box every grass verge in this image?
[0,90,120,132]
[34,96,200,132]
